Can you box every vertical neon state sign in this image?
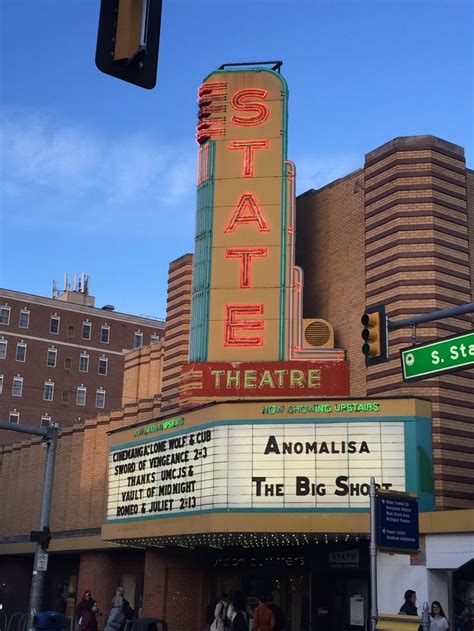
[199,69,288,362]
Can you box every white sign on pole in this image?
[107,421,406,521]
[36,552,48,572]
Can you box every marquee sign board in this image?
[106,399,434,524]
[180,360,350,402]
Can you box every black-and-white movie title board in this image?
[107,421,406,521]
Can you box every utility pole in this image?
[369,477,378,631]
[0,421,58,631]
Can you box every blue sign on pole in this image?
[376,492,419,553]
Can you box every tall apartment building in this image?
[0,281,165,442]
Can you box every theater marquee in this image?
[105,398,434,531]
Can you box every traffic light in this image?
[30,526,52,550]
[96,0,162,89]
[361,305,387,365]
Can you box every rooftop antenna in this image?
[63,273,68,292]
[73,273,78,292]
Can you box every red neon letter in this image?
[225,247,268,288]
[224,193,270,233]
[228,139,269,177]
[230,89,269,126]
[224,305,264,346]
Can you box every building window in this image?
[0,374,3,393]
[12,376,23,397]
[62,390,69,403]
[150,334,160,344]
[82,321,91,340]
[50,315,60,334]
[79,353,89,373]
[19,309,30,328]
[100,325,110,344]
[44,381,54,401]
[16,342,27,362]
[134,331,143,348]
[47,348,57,367]
[95,388,106,408]
[64,357,72,369]
[41,415,52,428]
[0,306,11,325]
[67,325,75,337]
[9,411,20,424]
[0,339,7,359]
[98,357,108,376]
[76,386,87,406]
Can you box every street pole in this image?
[0,421,58,631]
[421,602,430,631]
[369,477,378,631]
[27,424,58,631]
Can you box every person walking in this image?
[211,593,229,631]
[430,602,449,631]
[76,591,94,624]
[80,602,99,631]
[104,588,126,631]
[267,596,286,631]
[230,593,248,631]
[399,590,418,616]
[254,596,275,631]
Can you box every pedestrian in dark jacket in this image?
[80,602,98,631]
[399,590,418,616]
[231,593,248,631]
[76,592,94,623]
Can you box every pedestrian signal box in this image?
[361,305,387,365]
[96,0,162,89]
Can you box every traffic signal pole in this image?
[0,421,58,631]
[387,302,474,332]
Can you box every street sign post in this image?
[36,553,49,572]
[376,491,419,553]
[400,331,474,381]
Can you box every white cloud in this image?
[294,153,362,194]
[1,114,196,219]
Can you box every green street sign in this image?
[400,331,474,381]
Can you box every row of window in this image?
[0,375,106,407]
[7,411,53,427]
[1,305,160,348]
[0,340,109,375]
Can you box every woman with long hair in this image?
[430,601,449,631]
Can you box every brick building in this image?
[296,135,474,510]
[0,284,164,442]
[0,65,473,631]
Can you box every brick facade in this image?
[0,289,164,442]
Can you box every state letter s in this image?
[449,346,459,360]
[230,89,269,126]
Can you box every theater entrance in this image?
[208,542,369,631]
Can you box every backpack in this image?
[205,600,217,625]
[123,599,135,621]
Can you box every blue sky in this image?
[1,0,472,318]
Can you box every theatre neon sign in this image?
[184,67,348,402]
